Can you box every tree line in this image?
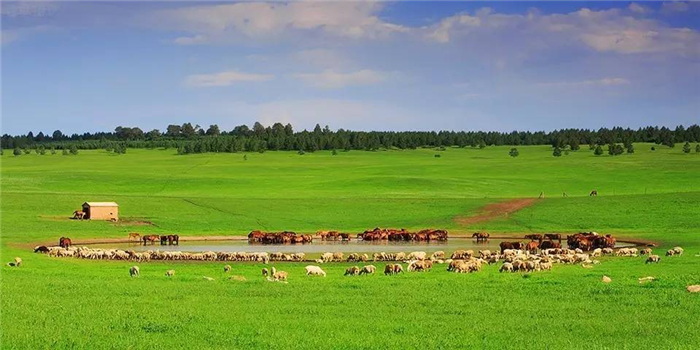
[2,122,699,154]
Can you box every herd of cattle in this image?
[247,228,448,244]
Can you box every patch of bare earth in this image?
[455,198,539,226]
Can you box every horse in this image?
[524,234,543,241]
[72,210,85,220]
[525,241,539,254]
[167,234,180,245]
[59,237,72,248]
[544,233,562,243]
[142,235,158,245]
[160,235,169,245]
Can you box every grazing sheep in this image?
[332,252,344,262]
[272,271,288,281]
[687,285,700,293]
[638,276,655,284]
[321,252,334,263]
[385,264,403,275]
[602,248,614,255]
[591,248,602,257]
[539,261,553,271]
[478,250,491,259]
[344,266,360,276]
[602,275,612,283]
[129,266,140,277]
[407,251,427,261]
[262,268,269,277]
[640,248,653,255]
[359,265,376,275]
[430,251,445,261]
[305,265,327,277]
[224,265,232,273]
[499,262,514,273]
[666,249,676,257]
[646,255,660,264]
[7,257,23,267]
[673,246,684,255]
[202,276,215,281]
[314,259,324,264]
[165,269,175,277]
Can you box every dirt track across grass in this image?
[455,198,539,226]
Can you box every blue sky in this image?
[2,1,699,135]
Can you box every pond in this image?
[88,238,634,255]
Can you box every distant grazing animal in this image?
[160,235,169,245]
[590,190,598,196]
[344,266,360,276]
[359,265,376,275]
[262,268,269,277]
[167,234,180,245]
[666,249,676,256]
[129,266,140,277]
[640,248,653,255]
[305,265,327,277]
[142,235,158,245]
[7,257,23,267]
[525,234,543,241]
[646,255,660,264]
[72,210,86,220]
[525,241,539,253]
[224,265,232,273]
[500,262,514,273]
[673,246,684,255]
[384,264,402,275]
[165,269,175,277]
[544,234,562,243]
[472,232,490,241]
[34,246,49,253]
[272,271,288,281]
[128,232,141,241]
[59,237,72,249]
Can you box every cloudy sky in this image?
[2,1,699,135]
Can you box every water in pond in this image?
[89,238,633,255]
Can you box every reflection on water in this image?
[89,238,633,254]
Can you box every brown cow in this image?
[72,210,85,220]
[142,235,158,245]
[544,233,562,243]
[167,234,180,245]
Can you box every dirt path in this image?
[454,198,539,226]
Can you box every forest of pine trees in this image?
[2,123,699,155]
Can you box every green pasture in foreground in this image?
[1,145,699,349]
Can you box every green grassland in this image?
[1,145,699,349]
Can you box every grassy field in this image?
[2,145,699,349]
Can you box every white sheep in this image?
[305,265,326,277]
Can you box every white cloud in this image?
[155,2,407,44]
[292,69,390,89]
[628,3,651,15]
[184,70,274,87]
[173,35,208,45]
[537,77,630,88]
[424,7,700,56]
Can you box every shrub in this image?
[696,144,700,153]
[13,148,21,156]
[23,148,31,155]
[651,146,656,151]
[552,147,562,157]
[62,148,69,155]
[69,145,79,155]
[594,145,603,156]
[608,143,624,156]
[243,154,248,160]
[683,142,691,154]
[298,150,305,155]
[626,143,635,154]
[434,154,441,158]
[509,148,519,157]
[331,150,338,156]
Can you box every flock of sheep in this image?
[29,244,688,285]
